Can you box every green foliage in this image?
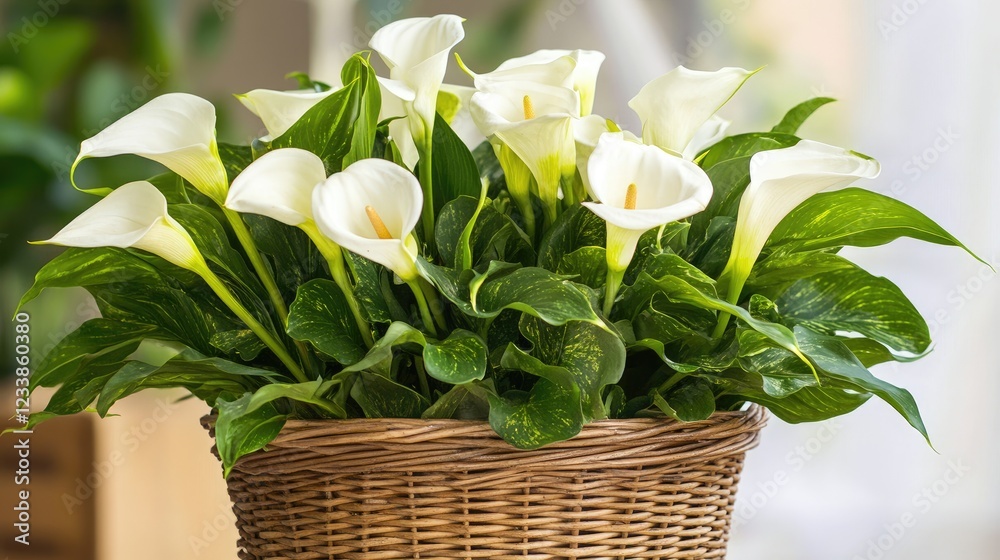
[22,54,977,478]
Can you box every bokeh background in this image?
[0,1,996,559]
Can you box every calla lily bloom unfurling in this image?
[237,87,338,140]
[37,181,206,272]
[492,49,606,116]
[684,115,731,160]
[313,159,423,282]
[458,51,577,92]
[370,14,465,150]
[582,133,714,315]
[72,93,229,205]
[719,140,881,304]
[629,66,756,156]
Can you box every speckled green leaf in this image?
[653,379,716,421]
[215,393,287,477]
[556,246,607,289]
[286,279,367,365]
[538,205,606,270]
[343,322,486,385]
[351,371,429,418]
[267,78,361,174]
[341,54,381,167]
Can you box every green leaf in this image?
[775,264,931,354]
[345,253,393,323]
[215,394,287,477]
[556,246,607,290]
[653,379,716,421]
[267,78,361,174]
[209,329,265,361]
[503,316,626,422]
[436,195,533,270]
[170,204,264,295]
[341,54,381,168]
[420,113,481,214]
[737,329,818,397]
[701,369,871,423]
[771,97,836,135]
[286,279,367,365]
[243,215,326,302]
[32,319,159,391]
[351,371,429,418]
[422,384,490,420]
[19,247,162,310]
[537,205,605,270]
[343,322,486,385]
[768,188,983,262]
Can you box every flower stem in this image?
[414,357,432,401]
[304,226,375,348]
[417,135,436,255]
[419,278,448,332]
[406,279,438,337]
[223,208,289,323]
[200,266,308,383]
[603,267,626,317]
[711,270,745,341]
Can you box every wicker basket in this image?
[205,405,766,560]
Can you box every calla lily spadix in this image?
[582,133,714,315]
[237,87,339,140]
[369,14,465,149]
[72,93,229,205]
[36,181,206,272]
[226,148,375,347]
[719,140,882,305]
[36,181,308,382]
[629,66,757,156]
[492,49,606,116]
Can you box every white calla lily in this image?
[458,52,577,92]
[37,181,206,272]
[629,66,756,155]
[470,81,579,227]
[495,49,605,116]
[72,93,229,204]
[720,140,881,302]
[370,14,465,149]
[237,87,339,140]
[227,148,375,347]
[313,159,423,282]
[683,115,731,160]
[226,148,326,227]
[582,133,714,315]
[573,115,640,191]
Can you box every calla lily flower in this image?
[36,181,206,272]
[684,115,731,160]
[237,87,338,140]
[369,14,465,149]
[629,66,756,155]
[493,49,606,116]
[226,148,326,228]
[313,159,423,282]
[574,115,640,191]
[458,52,577,92]
[72,93,229,204]
[720,140,881,302]
[582,133,714,315]
[470,81,579,225]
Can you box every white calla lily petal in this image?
[574,115,640,191]
[237,88,338,139]
[37,181,204,271]
[73,93,228,204]
[497,49,605,116]
[469,81,580,137]
[726,140,881,289]
[684,115,731,160]
[312,159,423,280]
[583,133,714,271]
[226,148,327,227]
[629,66,755,154]
[370,14,465,145]
[462,53,577,91]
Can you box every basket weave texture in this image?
[207,406,766,560]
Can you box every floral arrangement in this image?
[22,15,979,475]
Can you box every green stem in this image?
[711,270,745,341]
[603,267,626,317]
[419,278,448,332]
[301,222,374,348]
[223,208,289,323]
[406,279,438,337]
[417,136,436,255]
[201,267,308,383]
[657,372,686,394]
[414,357,432,401]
